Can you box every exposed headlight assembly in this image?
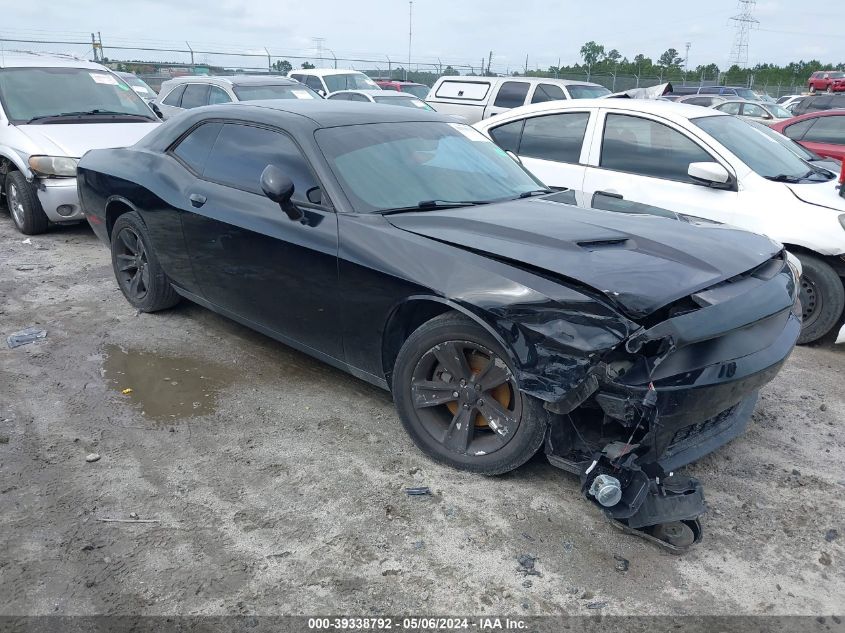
[28,155,79,178]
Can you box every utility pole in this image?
[185,41,194,66]
[486,51,493,76]
[524,54,528,75]
[90,33,98,62]
[407,1,413,81]
[684,41,691,84]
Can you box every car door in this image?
[484,81,530,118]
[796,114,845,160]
[581,110,740,225]
[178,121,342,359]
[488,110,593,193]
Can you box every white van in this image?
[425,76,610,124]
[287,68,379,97]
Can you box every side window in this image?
[171,122,223,174]
[600,114,713,183]
[719,102,741,115]
[209,86,232,104]
[493,81,530,108]
[742,103,766,117]
[531,83,566,104]
[684,97,709,106]
[327,93,349,100]
[489,120,525,153]
[782,118,815,140]
[304,76,323,92]
[203,124,323,204]
[699,86,719,94]
[519,112,590,164]
[181,84,210,109]
[162,84,186,107]
[348,93,370,102]
[802,116,845,144]
[289,74,304,83]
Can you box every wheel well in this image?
[381,299,453,386]
[783,244,845,277]
[105,200,135,238]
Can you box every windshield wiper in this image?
[380,199,491,215]
[26,110,153,123]
[765,174,803,183]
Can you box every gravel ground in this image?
[0,214,843,617]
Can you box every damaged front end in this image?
[542,252,801,550]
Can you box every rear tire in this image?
[796,253,845,344]
[392,312,548,475]
[5,171,49,235]
[110,211,180,312]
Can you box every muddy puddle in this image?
[101,344,238,422]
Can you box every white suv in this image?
[0,52,159,234]
[287,68,379,96]
[474,99,845,344]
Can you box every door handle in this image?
[189,193,207,208]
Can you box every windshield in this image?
[324,73,379,93]
[233,84,320,101]
[694,115,828,181]
[743,119,816,161]
[402,84,431,99]
[734,88,758,100]
[119,73,156,97]
[0,67,156,123]
[767,104,792,118]
[316,121,543,213]
[372,95,432,110]
[567,84,611,99]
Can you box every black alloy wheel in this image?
[114,226,151,303]
[392,313,548,475]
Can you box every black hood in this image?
[386,198,781,318]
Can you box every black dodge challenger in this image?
[77,101,801,548]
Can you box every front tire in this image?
[110,211,180,312]
[796,253,845,344]
[5,171,49,235]
[392,312,548,475]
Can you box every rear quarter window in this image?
[171,122,223,174]
[434,81,490,100]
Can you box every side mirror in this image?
[688,162,732,189]
[316,89,327,98]
[260,165,303,221]
[150,102,164,119]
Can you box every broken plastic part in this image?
[6,327,47,349]
[588,474,622,507]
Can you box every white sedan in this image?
[473,99,845,344]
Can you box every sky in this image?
[2,0,843,74]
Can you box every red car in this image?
[807,71,845,93]
[374,80,430,99]
[771,110,845,161]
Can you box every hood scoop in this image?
[577,238,630,251]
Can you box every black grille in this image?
[668,405,737,448]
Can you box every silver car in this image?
[154,75,321,119]
[0,52,160,234]
[327,89,435,110]
[711,100,794,127]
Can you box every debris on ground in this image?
[21,238,31,245]
[405,486,431,496]
[614,554,630,573]
[121,388,133,395]
[6,327,47,349]
[85,453,101,463]
[825,529,838,542]
[819,552,832,566]
[581,590,595,600]
[516,554,541,577]
[0,436,9,445]
[586,601,608,609]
